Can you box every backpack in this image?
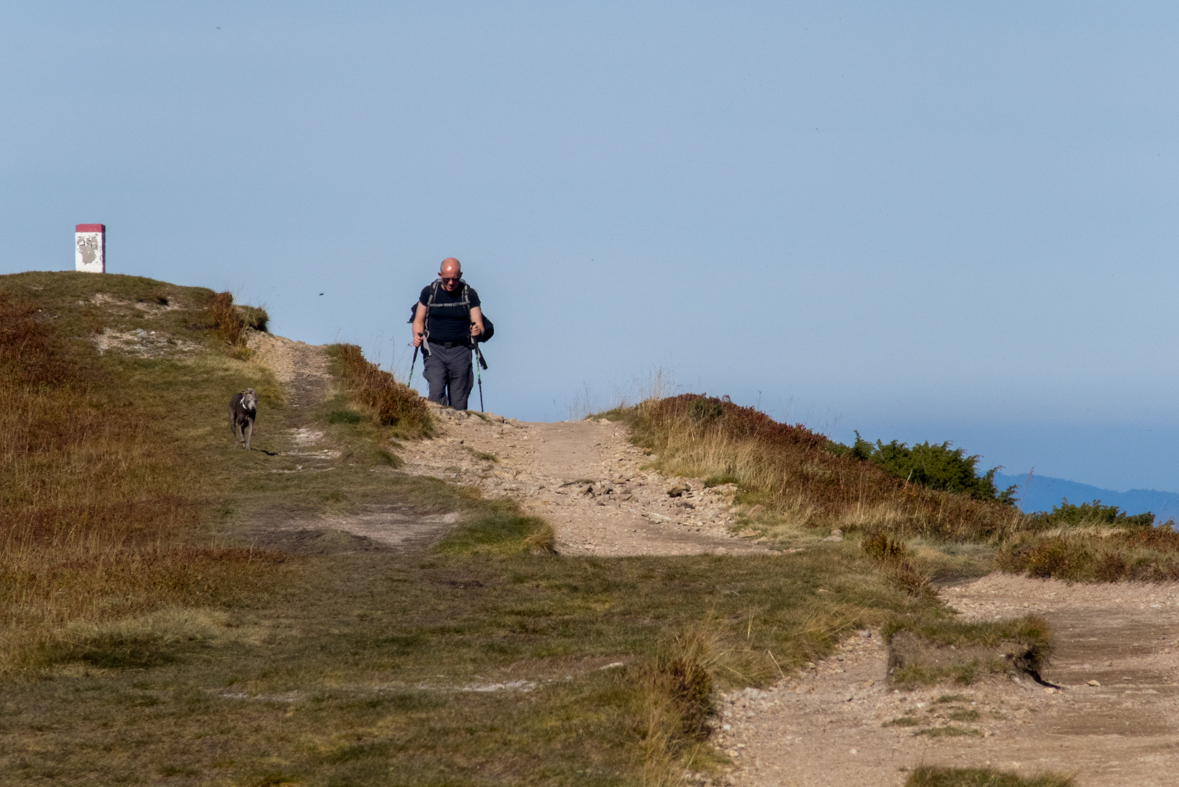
[408,280,494,343]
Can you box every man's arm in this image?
[412,303,427,347]
[469,306,485,338]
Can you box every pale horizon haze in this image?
[3,2,1178,494]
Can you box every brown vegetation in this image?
[0,288,276,675]
[205,290,268,356]
[998,526,1179,582]
[627,394,1023,542]
[329,343,433,437]
[620,394,1179,585]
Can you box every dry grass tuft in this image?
[997,526,1179,581]
[330,343,432,437]
[905,765,1074,787]
[205,291,268,358]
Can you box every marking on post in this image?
[75,224,106,273]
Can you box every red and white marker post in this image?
[75,224,106,273]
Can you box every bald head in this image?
[438,258,462,292]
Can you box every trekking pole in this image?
[472,345,486,412]
[408,345,419,386]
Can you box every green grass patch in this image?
[0,546,939,785]
[905,765,1074,787]
[914,725,980,737]
[934,693,970,704]
[948,708,980,722]
[883,716,921,727]
[885,616,1052,688]
[434,499,557,555]
[467,447,499,462]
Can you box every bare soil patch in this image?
[719,574,1179,787]
[396,410,772,557]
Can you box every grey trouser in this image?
[423,343,474,410]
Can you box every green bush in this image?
[848,432,1016,504]
[1027,498,1155,529]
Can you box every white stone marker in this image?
[75,223,105,273]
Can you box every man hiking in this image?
[412,257,484,410]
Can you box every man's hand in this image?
[412,304,427,347]
[469,305,484,338]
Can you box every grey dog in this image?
[229,388,257,450]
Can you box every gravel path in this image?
[396,407,771,556]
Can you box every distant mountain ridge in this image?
[993,472,1179,522]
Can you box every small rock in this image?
[667,484,690,497]
[1087,680,1101,687]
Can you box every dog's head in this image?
[241,388,257,411]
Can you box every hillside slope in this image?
[8,271,1179,787]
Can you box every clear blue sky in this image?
[4,2,1177,494]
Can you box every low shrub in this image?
[845,432,1016,504]
[862,534,934,598]
[998,527,1179,581]
[1026,498,1155,529]
[205,291,269,355]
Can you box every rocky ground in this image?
[246,335,1179,787]
[396,404,771,557]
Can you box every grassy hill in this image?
[0,270,1128,786]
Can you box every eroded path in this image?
[719,575,1179,787]
[396,408,770,556]
[243,332,459,553]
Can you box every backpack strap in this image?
[423,279,441,338]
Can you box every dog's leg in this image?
[245,418,253,451]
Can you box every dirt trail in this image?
[247,336,1179,785]
[396,410,771,556]
[719,575,1179,787]
[244,332,460,554]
